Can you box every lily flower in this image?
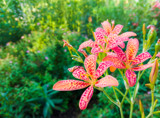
[78,20,136,55]
[53,55,119,110]
[103,38,153,87]
[156,52,160,57]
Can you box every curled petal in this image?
[79,49,88,57]
[78,39,94,51]
[94,32,105,45]
[84,55,97,77]
[91,46,103,54]
[79,86,93,110]
[53,80,89,91]
[156,52,160,57]
[95,75,119,87]
[132,52,152,65]
[112,24,123,34]
[112,46,127,62]
[95,61,113,79]
[72,67,90,81]
[96,27,108,36]
[126,38,139,60]
[125,69,137,87]
[119,32,137,38]
[132,63,153,71]
[101,21,112,36]
[119,42,125,49]
[68,66,81,72]
[103,54,126,69]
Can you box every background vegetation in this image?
[0,0,159,117]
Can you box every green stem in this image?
[129,100,133,118]
[119,104,124,118]
[96,87,118,106]
[153,111,160,114]
[113,87,119,102]
[121,89,129,105]
[113,87,130,103]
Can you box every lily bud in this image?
[155,39,160,53]
[71,55,83,63]
[142,23,146,36]
[88,16,92,23]
[111,20,115,30]
[139,100,145,118]
[63,40,73,49]
[147,25,157,47]
[109,66,116,72]
[145,83,152,89]
[149,59,159,85]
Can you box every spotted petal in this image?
[132,52,152,65]
[79,86,93,110]
[103,53,126,69]
[95,75,119,87]
[71,67,90,81]
[95,61,113,79]
[53,80,90,91]
[78,39,94,51]
[112,46,127,62]
[91,46,103,54]
[101,21,112,36]
[126,38,139,60]
[125,69,137,87]
[132,63,153,71]
[84,55,97,77]
[107,34,125,49]
[94,32,105,45]
[96,27,108,36]
[119,32,137,38]
[112,24,123,34]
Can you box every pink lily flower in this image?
[78,20,136,56]
[53,55,119,110]
[156,52,160,57]
[103,38,153,87]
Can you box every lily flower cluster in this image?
[53,20,159,111]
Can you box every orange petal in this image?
[103,53,126,69]
[125,69,137,87]
[84,55,97,77]
[79,86,93,110]
[101,21,112,36]
[126,38,139,60]
[95,75,119,87]
[53,80,89,91]
[95,61,113,79]
[112,24,123,34]
[132,63,153,71]
[132,52,152,65]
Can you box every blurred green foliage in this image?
[0,0,159,117]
